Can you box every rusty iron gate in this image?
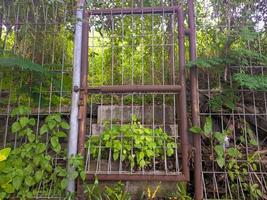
[74,1,200,198]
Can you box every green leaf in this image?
[53,145,61,154]
[214,145,224,157]
[55,131,67,138]
[3,184,15,194]
[11,106,31,117]
[227,148,241,158]
[28,118,36,126]
[40,125,48,135]
[0,148,11,162]
[51,136,61,153]
[25,176,35,187]
[249,139,258,146]
[167,148,174,157]
[113,152,119,160]
[204,116,212,136]
[70,171,79,180]
[216,157,225,168]
[53,114,62,123]
[36,143,46,154]
[189,126,202,134]
[60,121,70,129]
[61,178,68,189]
[214,132,225,143]
[80,171,86,181]
[139,160,146,168]
[51,136,59,148]
[27,133,35,143]
[11,122,21,133]
[34,170,43,182]
[13,176,23,190]
[47,120,57,130]
[19,117,29,128]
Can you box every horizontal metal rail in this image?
[88,6,179,16]
[87,85,181,94]
[87,174,188,182]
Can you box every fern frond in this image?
[234,72,267,90]
[0,55,49,74]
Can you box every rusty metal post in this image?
[177,7,189,181]
[188,0,202,199]
[77,9,89,199]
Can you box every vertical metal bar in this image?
[77,9,89,199]
[188,0,202,199]
[177,7,189,181]
[67,0,86,193]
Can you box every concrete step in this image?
[97,105,176,124]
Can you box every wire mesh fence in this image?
[0,0,266,199]
[197,0,267,199]
[84,6,187,179]
[0,0,75,198]
[0,0,75,148]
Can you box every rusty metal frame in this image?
[87,85,181,94]
[188,0,202,199]
[77,5,189,184]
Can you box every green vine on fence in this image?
[0,106,85,199]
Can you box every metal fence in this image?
[0,0,266,199]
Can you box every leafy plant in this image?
[234,72,267,90]
[85,178,131,200]
[170,182,192,200]
[209,89,240,111]
[0,106,74,199]
[86,116,176,169]
[190,117,263,199]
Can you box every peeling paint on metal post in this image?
[67,0,85,193]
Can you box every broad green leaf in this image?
[113,152,119,160]
[216,157,225,168]
[28,118,36,126]
[189,126,202,134]
[80,171,86,181]
[3,184,15,194]
[61,178,68,189]
[60,121,70,129]
[167,148,174,157]
[36,143,46,154]
[19,117,29,128]
[214,132,225,143]
[11,122,21,133]
[55,131,67,138]
[139,160,146,168]
[0,148,11,162]
[27,133,35,143]
[53,145,61,154]
[40,125,48,135]
[204,116,212,136]
[51,136,59,148]
[214,145,224,157]
[25,176,35,187]
[34,170,43,182]
[53,114,62,123]
[249,139,258,146]
[70,171,79,180]
[227,148,241,158]
[13,176,23,190]
[47,120,57,130]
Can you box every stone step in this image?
[90,123,178,136]
[97,105,176,124]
